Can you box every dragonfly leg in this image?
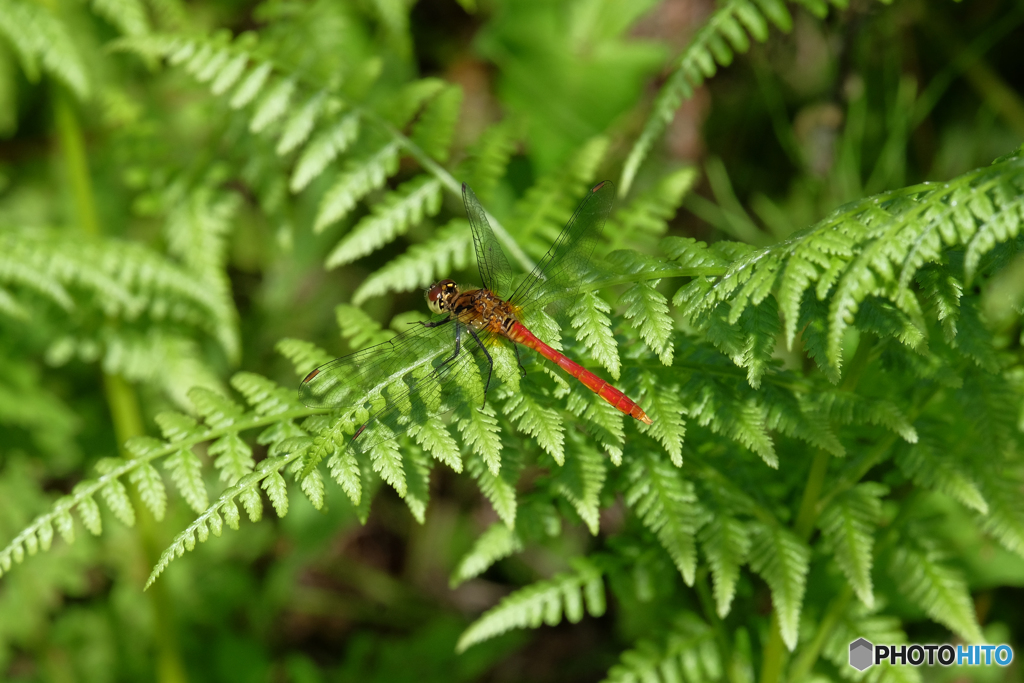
[466,326,493,402]
[513,344,528,378]
[437,321,463,370]
[419,317,453,329]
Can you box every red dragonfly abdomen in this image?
[507,321,652,425]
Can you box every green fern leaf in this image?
[403,448,432,523]
[229,61,272,109]
[276,92,326,155]
[325,175,443,267]
[239,486,263,522]
[276,338,335,377]
[457,401,503,476]
[690,379,775,467]
[409,418,462,472]
[231,372,302,417]
[565,388,625,465]
[289,113,360,192]
[632,368,685,465]
[569,291,620,379]
[895,440,987,514]
[550,440,606,534]
[335,303,394,350]
[367,438,406,497]
[297,468,324,511]
[604,613,720,683]
[327,441,362,507]
[619,0,802,194]
[209,433,254,484]
[456,557,605,652]
[261,470,289,517]
[621,281,674,366]
[91,0,149,36]
[450,523,523,587]
[625,453,703,585]
[164,448,208,513]
[210,52,248,95]
[95,460,136,528]
[463,119,518,201]
[74,487,104,536]
[0,0,90,98]
[698,514,751,617]
[607,168,698,250]
[188,387,244,428]
[129,463,168,521]
[468,452,519,528]
[353,219,473,303]
[506,385,565,465]
[978,472,1024,560]
[410,84,462,162]
[313,140,402,233]
[748,522,810,650]
[818,483,886,607]
[888,531,984,643]
[250,77,295,132]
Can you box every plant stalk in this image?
[55,86,189,683]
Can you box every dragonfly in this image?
[299,180,651,451]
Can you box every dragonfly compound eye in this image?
[426,279,455,314]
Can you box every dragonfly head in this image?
[426,279,458,314]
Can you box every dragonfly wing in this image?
[299,317,491,453]
[347,329,492,455]
[508,180,614,316]
[464,183,514,298]
[299,319,456,410]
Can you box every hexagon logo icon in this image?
[850,638,874,671]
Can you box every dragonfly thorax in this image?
[426,279,460,314]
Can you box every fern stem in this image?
[366,113,537,274]
[786,585,854,683]
[54,88,100,237]
[758,614,787,683]
[55,90,189,683]
[793,450,830,541]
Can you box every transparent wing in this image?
[463,183,514,298]
[299,319,492,454]
[509,180,615,315]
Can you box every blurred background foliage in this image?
[0,0,1023,681]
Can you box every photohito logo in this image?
[849,639,1014,670]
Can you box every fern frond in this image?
[325,174,443,267]
[604,613,720,683]
[620,0,826,194]
[467,452,519,529]
[674,151,1024,374]
[632,368,686,465]
[0,0,90,98]
[977,471,1024,560]
[749,522,810,651]
[314,140,403,235]
[289,113,360,191]
[352,219,473,304]
[145,449,305,588]
[606,167,698,251]
[335,303,395,350]
[0,371,316,581]
[895,439,987,514]
[456,557,606,652]
[549,438,606,534]
[91,0,150,36]
[625,452,703,585]
[506,384,565,465]
[817,483,886,607]
[409,84,462,163]
[462,119,518,202]
[450,522,523,588]
[698,514,751,617]
[888,529,984,643]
